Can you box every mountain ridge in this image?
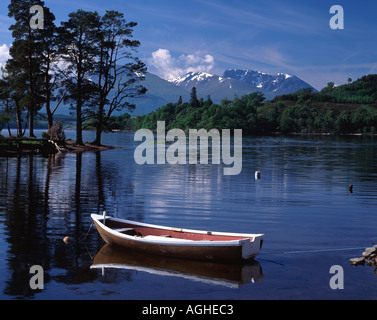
[169,69,316,102]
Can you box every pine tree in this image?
[90,10,146,146]
[38,7,62,130]
[0,68,24,137]
[59,10,101,145]
[8,0,46,138]
[190,87,199,108]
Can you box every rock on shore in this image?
[350,245,377,268]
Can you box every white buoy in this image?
[255,171,261,179]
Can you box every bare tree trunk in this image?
[94,124,102,146]
[15,102,23,138]
[76,100,83,145]
[93,104,104,146]
[29,109,35,138]
[46,99,53,130]
[7,121,12,137]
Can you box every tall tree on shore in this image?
[89,10,146,146]
[60,10,101,145]
[38,6,63,131]
[0,68,25,137]
[8,0,46,138]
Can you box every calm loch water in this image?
[0,130,376,300]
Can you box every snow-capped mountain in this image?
[168,71,252,100]
[169,70,316,101]
[223,69,315,96]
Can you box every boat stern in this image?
[241,234,264,260]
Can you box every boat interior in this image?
[101,218,252,242]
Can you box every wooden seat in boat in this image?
[113,228,136,235]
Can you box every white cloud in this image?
[0,44,11,70]
[149,48,215,80]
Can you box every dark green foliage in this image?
[274,75,377,105]
[190,87,200,108]
[115,91,269,132]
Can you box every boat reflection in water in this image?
[91,244,263,288]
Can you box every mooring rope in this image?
[82,222,94,241]
[283,247,368,254]
[262,246,368,255]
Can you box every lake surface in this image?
[0,130,377,300]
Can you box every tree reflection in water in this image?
[0,151,143,298]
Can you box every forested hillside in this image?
[110,74,377,134]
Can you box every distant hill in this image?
[126,72,190,115]
[273,74,377,105]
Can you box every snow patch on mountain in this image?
[169,71,217,86]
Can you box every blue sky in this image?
[1,0,377,90]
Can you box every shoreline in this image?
[0,138,120,157]
[114,128,377,136]
[1,130,375,157]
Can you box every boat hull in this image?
[91,214,263,262]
